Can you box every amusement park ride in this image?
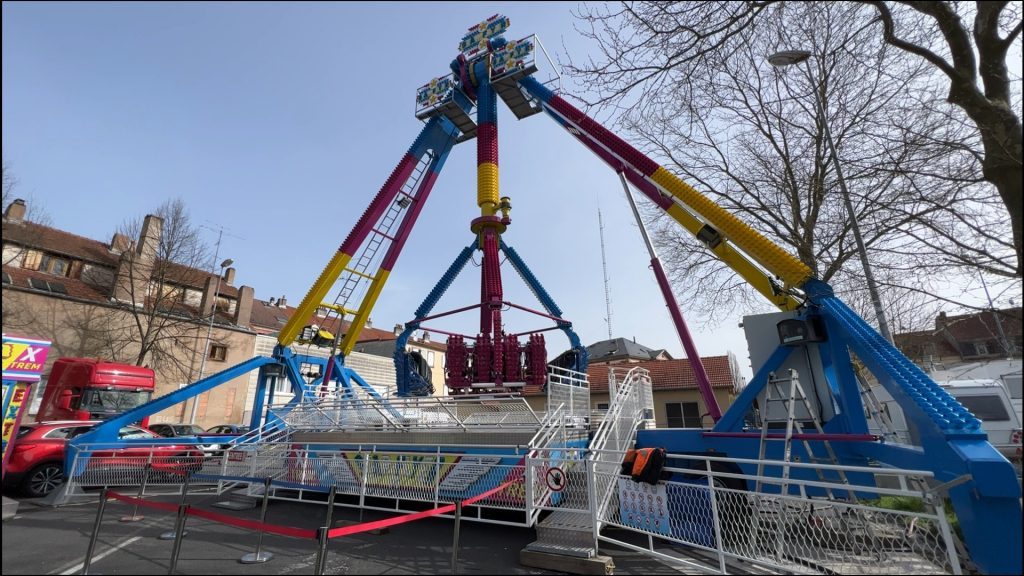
[68,15,1020,574]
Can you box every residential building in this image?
[2,199,256,428]
[895,307,1022,373]
[533,337,743,428]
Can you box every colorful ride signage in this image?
[2,334,52,477]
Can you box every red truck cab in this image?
[35,358,156,427]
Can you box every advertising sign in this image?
[2,334,52,476]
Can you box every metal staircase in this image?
[527,366,652,558]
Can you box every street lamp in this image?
[189,257,234,424]
[768,49,894,344]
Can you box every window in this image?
[974,342,989,356]
[427,351,435,367]
[28,277,68,294]
[666,401,702,428]
[215,295,231,312]
[955,395,1010,421]
[2,272,10,284]
[596,403,609,411]
[39,254,71,276]
[159,284,185,302]
[209,344,228,361]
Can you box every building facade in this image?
[2,199,257,428]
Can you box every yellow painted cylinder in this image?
[477,162,499,215]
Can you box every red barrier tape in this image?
[326,480,518,539]
[106,490,180,513]
[328,503,457,539]
[187,507,317,540]
[463,480,515,506]
[107,479,519,542]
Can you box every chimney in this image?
[394,323,403,336]
[112,214,163,305]
[936,311,948,329]
[109,233,132,254]
[234,285,255,328]
[4,198,26,223]
[278,295,287,308]
[268,297,276,306]
[365,317,373,329]
[222,266,236,285]
[422,331,430,343]
[200,276,218,317]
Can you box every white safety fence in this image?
[589,450,963,575]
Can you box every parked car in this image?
[3,421,203,498]
[206,424,251,435]
[147,424,224,457]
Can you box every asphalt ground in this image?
[1,488,698,575]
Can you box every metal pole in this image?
[191,241,228,424]
[451,501,463,575]
[802,58,893,344]
[159,474,191,540]
[122,463,151,522]
[167,504,190,575]
[314,486,336,575]
[704,459,728,574]
[240,477,274,563]
[82,488,109,576]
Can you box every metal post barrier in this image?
[160,474,192,540]
[587,458,599,552]
[451,501,463,574]
[82,487,109,576]
[313,528,328,576]
[239,477,274,564]
[166,504,190,575]
[314,486,337,575]
[122,464,151,522]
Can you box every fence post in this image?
[705,458,727,574]
[122,464,151,522]
[451,501,463,575]
[81,487,109,576]
[159,474,191,540]
[166,504,190,575]
[525,456,534,525]
[240,477,274,564]
[313,486,337,575]
[587,458,600,553]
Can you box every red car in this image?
[3,421,203,498]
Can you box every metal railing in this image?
[590,450,963,575]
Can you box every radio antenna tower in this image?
[598,207,613,339]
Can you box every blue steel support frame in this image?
[67,355,279,472]
[499,239,588,372]
[394,242,476,396]
[518,68,1021,573]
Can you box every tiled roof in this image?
[4,266,110,302]
[522,356,737,396]
[248,299,444,349]
[586,337,671,362]
[2,220,239,298]
[3,220,121,266]
[936,308,1022,342]
[894,329,960,358]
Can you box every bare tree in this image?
[568,2,1019,328]
[99,199,212,382]
[570,1,1021,281]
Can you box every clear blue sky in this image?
[3,1,765,380]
